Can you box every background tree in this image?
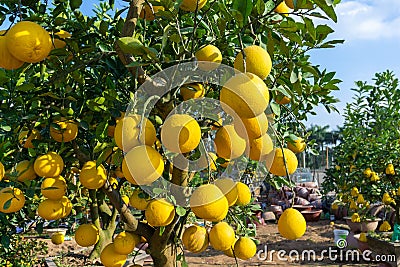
[0,0,342,266]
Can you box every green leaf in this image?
[2,198,12,211]
[314,0,337,22]
[117,37,146,55]
[270,102,281,117]
[1,235,11,249]
[153,188,164,195]
[70,0,82,10]
[232,0,253,19]
[176,206,186,216]
[16,83,35,92]
[303,17,316,41]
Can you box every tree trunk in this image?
[89,228,114,260]
[149,241,177,267]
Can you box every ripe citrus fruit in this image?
[234,45,272,80]
[140,5,165,21]
[198,152,218,171]
[180,83,205,100]
[287,137,306,154]
[214,178,238,206]
[278,208,306,240]
[114,115,157,152]
[129,189,149,210]
[235,182,251,206]
[79,161,107,189]
[0,187,25,213]
[209,222,236,251]
[122,145,164,185]
[34,152,64,177]
[100,243,127,267]
[52,30,71,49]
[190,184,228,222]
[60,196,72,217]
[180,0,207,12]
[182,225,209,253]
[220,72,270,118]
[274,1,290,15]
[74,224,100,247]
[19,129,41,148]
[234,237,257,260]
[114,231,140,255]
[247,133,274,161]
[5,21,52,63]
[145,198,175,227]
[234,112,268,140]
[50,119,78,142]
[41,176,67,200]
[51,232,65,245]
[0,162,4,181]
[195,44,222,70]
[223,239,237,257]
[161,114,201,153]
[265,148,298,176]
[214,125,246,160]
[0,31,24,70]
[386,163,395,175]
[15,160,37,182]
[37,199,64,220]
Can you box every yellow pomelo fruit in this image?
[139,5,165,21]
[74,224,100,247]
[19,129,41,148]
[52,30,71,49]
[209,222,236,251]
[234,45,272,80]
[37,199,64,220]
[0,187,25,213]
[100,243,127,267]
[265,148,298,176]
[278,207,306,240]
[34,152,64,177]
[114,231,140,255]
[195,44,222,70]
[180,0,207,12]
[0,31,24,70]
[0,162,4,181]
[214,125,246,160]
[180,83,205,100]
[247,134,274,161]
[145,198,175,227]
[287,137,306,154]
[190,184,228,222]
[214,178,238,206]
[274,2,290,15]
[161,114,201,153]
[233,112,268,140]
[235,182,251,206]
[5,21,52,63]
[234,237,257,260]
[182,225,209,253]
[223,239,237,257]
[60,196,72,217]
[220,73,270,118]
[51,232,65,245]
[275,93,291,105]
[129,189,149,210]
[114,115,156,152]
[50,120,78,143]
[122,145,164,185]
[79,161,107,189]
[41,176,67,200]
[15,160,37,182]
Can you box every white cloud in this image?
[331,0,400,41]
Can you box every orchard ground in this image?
[41,219,381,267]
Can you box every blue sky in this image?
[306,0,400,130]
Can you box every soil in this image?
[40,219,389,267]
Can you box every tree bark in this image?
[149,241,177,267]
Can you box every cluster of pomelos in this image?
[0,21,71,70]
